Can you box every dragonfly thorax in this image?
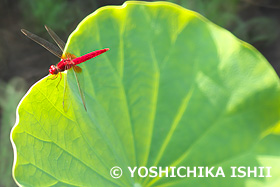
[49,59,73,74]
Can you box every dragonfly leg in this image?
[47,74,58,82]
[56,73,62,89]
[50,74,58,80]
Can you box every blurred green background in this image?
[0,0,279,186]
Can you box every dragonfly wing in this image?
[62,72,71,112]
[44,25,66,52]
[73,65,87,111]
[21,29,62,58]
[73,65,82,73]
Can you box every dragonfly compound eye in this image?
[49,65,58,74]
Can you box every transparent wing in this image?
[21,29,62,58]
[73,65,87,111]
[62,72,71,112]
[44,25,66,52]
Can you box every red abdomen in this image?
[72,48,109,65]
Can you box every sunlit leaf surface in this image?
[11,1,280,186]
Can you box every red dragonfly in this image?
[21,25,109,111]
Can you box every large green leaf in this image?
[11,1,280,186]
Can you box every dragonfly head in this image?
[49,65,58,75]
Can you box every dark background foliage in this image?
[0,0,279,186]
